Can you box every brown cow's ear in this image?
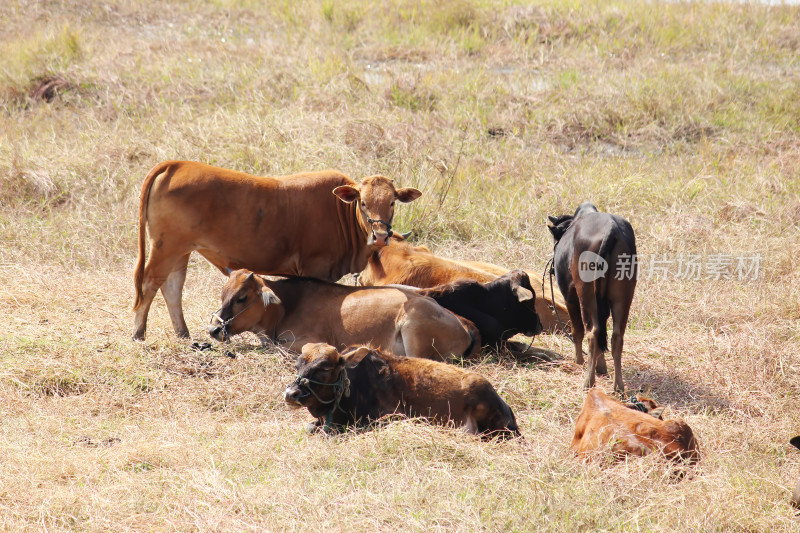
[260,286,281,307]
[333,185,360,203]
[342,346,370,368]
[514,285,534,302]
[395,187,422,203]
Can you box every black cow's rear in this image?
[548,202,637,393]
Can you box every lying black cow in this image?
[284,342,521,440]
[547,202,637,393]
[415,270,543,349]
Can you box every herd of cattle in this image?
[133,159,758,472]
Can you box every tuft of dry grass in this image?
[2,0,800,529]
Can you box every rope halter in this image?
[360,205,393,238]
[293,367,351,432]
[209,297,256,339]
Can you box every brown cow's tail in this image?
[459,317,482,359]
[133,162,169,310]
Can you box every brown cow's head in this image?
[333,175,421,247]
[208,269,282,341]
[284,343,370,418]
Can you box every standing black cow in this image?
[547,202,637,393]
[415,270,543,349]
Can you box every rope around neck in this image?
[542,258,574,343]
[293,369,351,432]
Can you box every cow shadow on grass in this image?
[623,366,730,414]
[494,339,730,415]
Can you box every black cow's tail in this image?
[594,230,617,353]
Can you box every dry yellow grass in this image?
[2,0,800,530]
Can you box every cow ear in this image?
[333,185,360,203]
[790,436,800,450]
[547,215,559,228]
[342,346,370,368]
[395,187,422,203]
[260,286,281,307]
[514,285,534,302]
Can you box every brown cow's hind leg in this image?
[132,247,191,341]
[161,254,191,339]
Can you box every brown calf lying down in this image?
[571,389,699,464]
[284,343,520,439]
[357,235,571,335]
[790,436,800,508]
[208,270,479,361]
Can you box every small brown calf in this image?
[571,389,699,464]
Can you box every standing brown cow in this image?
[132,161,420,340]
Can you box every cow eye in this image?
[390,201,395,207]
[236,295,247,304]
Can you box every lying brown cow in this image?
[208,270,479,361]
[357,235,571,334]
[133,161,421,340]
[284,342,520,439]
[571,389,699,464]
[790,436,800,508]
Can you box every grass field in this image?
[2,0,800,530]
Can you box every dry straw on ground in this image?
[2,0,800,530]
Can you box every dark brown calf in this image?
[548,202,637,393]
[571,389,699,464]
[284,343,520,439]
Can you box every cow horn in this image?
[399,230,413,239]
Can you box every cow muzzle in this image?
[284,384,311,407]
[208,323,227,341]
